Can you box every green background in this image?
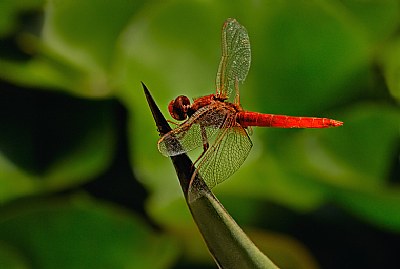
[0,0,399,268]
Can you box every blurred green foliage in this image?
[0,0,399,268]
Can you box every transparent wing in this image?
[216,18,251,99]
[157,104,230,156]
[196,115,253,189]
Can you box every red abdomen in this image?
[237,112,343,128]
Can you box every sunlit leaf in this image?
[338,0,400,42]
[43,0,143,72]
[251,0,370,115]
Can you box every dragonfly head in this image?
[168,95,191,121]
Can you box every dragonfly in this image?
[158,18,343,189]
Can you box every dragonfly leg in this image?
[191,125,209,173]
[167,119,180,126]
[190,144,209,193]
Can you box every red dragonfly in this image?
[158,18,342,189]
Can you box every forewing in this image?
[158,105,230,156]
[216,18,251,99]
[196,115,253,189]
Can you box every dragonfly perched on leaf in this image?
[158,18,343,189]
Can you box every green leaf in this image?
[286,103,399,187]
[380,37,400,103]
[0,0,145,97]
[250,0,370,115]
[0,56,86,93]
[43,0,144,71]
[188,185,279,269]
[248,229,319,269]
[0,197,179,269]
[268,103,400,230]
[0,242,30,269]
[0,92,116,203]
[338,0,400,42]
[334,188,400,232]
[0,0,43,37]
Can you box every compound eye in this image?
[168,95,191,121]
